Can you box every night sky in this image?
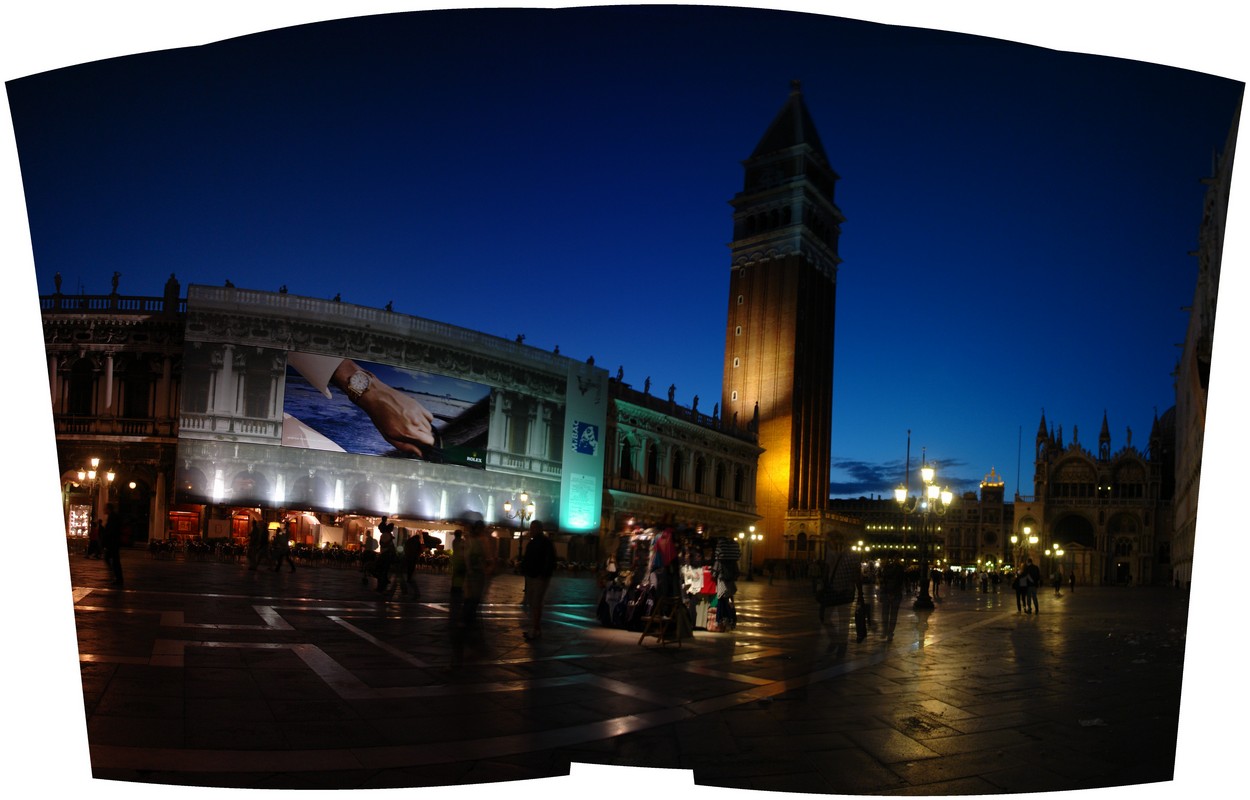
[5,4,1243,502]
[4,3,1246,799]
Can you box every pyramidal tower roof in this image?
[750,79,830,164]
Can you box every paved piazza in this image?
[52,548,1205,795]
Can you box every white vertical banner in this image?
[558,361,608,532]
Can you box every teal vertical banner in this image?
[558,362,608,532]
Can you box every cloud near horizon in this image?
[829,456,983,500]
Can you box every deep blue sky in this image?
[4,4,1247,799]
[5,4,1242,502]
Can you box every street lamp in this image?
[742,525,763,581]
[1044,543,1065,589]
[894,453,953,610]
[1011,525,1039,567]
[503,490,536,571]
[503,491,535,527]
[75,456,116,528]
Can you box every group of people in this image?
[816,555,908,650]
[446,518,557,643]
[1011,558,1045,613]
[246,516,296,572]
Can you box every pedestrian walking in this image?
[1012,568,1027,612]
[374,516,397,597]
[463,520,495,628]
[1052,568,1064,597]
[86,517,103,559]
[359,528,377,585]
[401,531,424,599]
[1069,572,1076,593]
[520,519,557,641]
[448,530,466,627]
[713,536,740,599]
[247,517,267,570]
[271,521,295,572]
[1024,557,1042,613]
[879,558,905,642]
[101,503,124,586]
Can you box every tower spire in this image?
[1099,410,1111,460]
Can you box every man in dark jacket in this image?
[1023,558,1043,613]
[520,520,557,641]
[101,503,124,586]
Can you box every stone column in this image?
[104,352,114,409]
[160,356,172,419]
[48,355,58,412]
[152,471,168,541]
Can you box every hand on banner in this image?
[331,359,436,457]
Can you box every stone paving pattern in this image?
[64,548,1191,794]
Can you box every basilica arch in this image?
[1050,512,1097,585]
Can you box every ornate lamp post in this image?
[894,453,953,610]
[743,525,763,581]
[504,490,537,605]
[1010,525,1039,568]
[75,456,116,530]
[503,490,536,572]
[1044,544,1065,590]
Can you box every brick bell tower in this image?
[722,80,845,565]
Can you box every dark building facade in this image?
[829,469,1015,577]
[44,274,186,543]
[1172,104,1237,589]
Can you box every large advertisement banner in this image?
[282,353,491,469]
[174,286,607,531]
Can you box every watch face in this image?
[348,370,371,398]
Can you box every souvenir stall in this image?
[596,525,737,634]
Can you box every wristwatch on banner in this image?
[344,369,374,403]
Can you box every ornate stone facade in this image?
[1013,411,1174,586]
[43,273,185,541]
[44,279,760,548]
[942,469,1014,572]
[603,379,761,538]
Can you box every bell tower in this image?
[722,81,844,561]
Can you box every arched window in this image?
[181,347,212,414]
[67,358,94,416]
[241,355,273,419]
[619,438,635,480]
[646,442,661,485]
[733,467,745,502]
[714,464,725,498]
[122,360,152,419]
[507,398,532,455]
[694,456,706,495]
[671,449,685,491]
